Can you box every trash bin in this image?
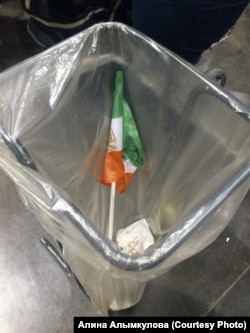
[0,22,250,316]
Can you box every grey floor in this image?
[0,1,249,332]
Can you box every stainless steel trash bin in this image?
[0,22,250,316]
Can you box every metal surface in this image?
[40,238,72,276]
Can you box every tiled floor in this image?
[0,2,249,332]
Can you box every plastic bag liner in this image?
[0,23,250,316]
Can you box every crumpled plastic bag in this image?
[116,219,154,255]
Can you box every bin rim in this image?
[1,146,249,272]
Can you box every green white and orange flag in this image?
[100,71,144,194]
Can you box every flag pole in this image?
[108,181,116,240]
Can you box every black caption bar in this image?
[74,317,249,331]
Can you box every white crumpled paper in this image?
[116,219,154,255]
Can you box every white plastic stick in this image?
[108,182,116,240]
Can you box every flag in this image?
[100,71,144,194]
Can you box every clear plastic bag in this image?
[0,23,250,315]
